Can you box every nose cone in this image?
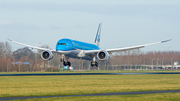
[56,38,73,51]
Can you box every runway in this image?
[1,72,180,76]
[0,90,180,100]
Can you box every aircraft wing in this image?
[7,38,57,52]
[84,39,171,54]
[106,39,171,53]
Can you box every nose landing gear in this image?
[60,55,71,67]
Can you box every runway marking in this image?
[0,90,180,100]
[1,72,180,76]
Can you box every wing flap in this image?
[84,50,100,54]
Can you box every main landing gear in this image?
[63,61,71,66]
[91,61,98,67]
[90,57,98,67]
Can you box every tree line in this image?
[111,50,180,66]
[0,41,180,72]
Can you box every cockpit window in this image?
[58,43,66,45]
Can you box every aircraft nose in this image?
[56,39,73,51]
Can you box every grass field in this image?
[0,70,180,74]
[0,74,180,98]
[13,92,180,101]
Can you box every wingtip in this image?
[7,38,12,41]
[161,39,172,43]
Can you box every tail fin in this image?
[94,23,102,47]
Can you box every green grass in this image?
[0,75,180,98]
[0,70,180,74]
[13,92,180,101]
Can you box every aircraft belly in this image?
[57,50,93,61]
[57,50,79,56]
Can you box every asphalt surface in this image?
[1,72,180,76]
[0,90,180,100]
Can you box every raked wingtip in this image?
[161,39,172,43]
[7,38,12,42]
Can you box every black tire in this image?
[67,61,71,66]
[63,61,67,66]
[91,62,94,67]
[95,62,98,67]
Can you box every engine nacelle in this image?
[41,50,54,61]
[97,50,110,61]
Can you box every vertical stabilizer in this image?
[94,23,102,47]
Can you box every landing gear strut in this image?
[90,57,98,67]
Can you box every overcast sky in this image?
[0,0,179,52]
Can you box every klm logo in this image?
[97,35,100,42]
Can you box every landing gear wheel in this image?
[63,61,67,66]
[91,62,94,67]
[91,61,98,67]
[67,61,71,67]
[63,61,71,67]
[95,62,98,67]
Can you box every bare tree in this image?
[0,42,12,57]
[13,47,34,60]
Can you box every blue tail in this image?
[94,23,102,47]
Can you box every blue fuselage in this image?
[56,38,100,51]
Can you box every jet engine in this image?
[41,50,54,61]
[97,50,110,61]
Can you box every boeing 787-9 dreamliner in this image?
[8,23,171,67]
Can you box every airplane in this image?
[8,23,171,67]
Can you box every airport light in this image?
[171,58,173,70]
[157,58,159,70]
[7,64,9,72]
[89,62,91,71]
[152,58,154,70]
[0,55,4,72]
[105,61,107,70]
[81,59,83,70]
[30,64,32,72]
[144,57,146,70]
[162,58,164,69]
[19,63,20,72]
